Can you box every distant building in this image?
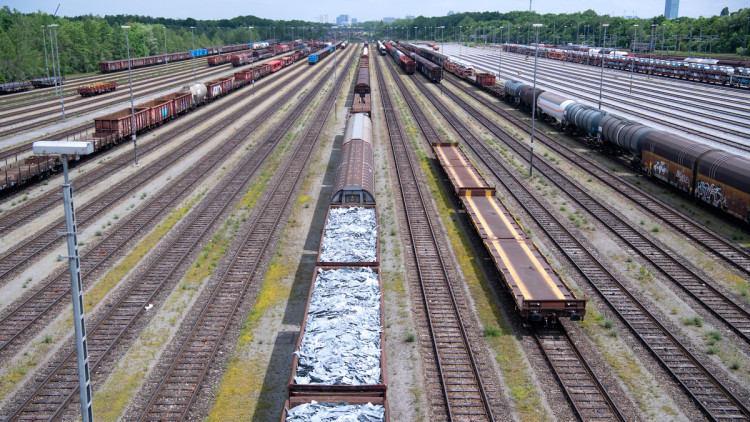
[405,15,415,20]
[336,14,349,25]
[448,10,455,15]
[383,17,396,23]
[665,0,679,19]
[351,18,357,24]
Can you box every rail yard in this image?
[0,30,748,422]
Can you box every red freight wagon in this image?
[205,77,233,99]
[155,91,192,114]
[77,81,118,96]
[141,98,174,125]
[268,59,283,73]
[94,106,150,139]
[475,72,496,87]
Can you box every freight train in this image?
[383,41,415,74]
[0,50,310,191]
[307,41,346,65]
[503,43,750,89]
[352,44,372,115]
[284,95,388,419]
[97,42,269,73]
[0,77,64,95]
[415,48,750,224]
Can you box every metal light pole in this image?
[190,26,196,83]
[49,24,65,121]
[529,24,542,177]
[41,25,50,79]
[48,27,58,95]
[630,24,638,94]
[648,23,657,78]
[248,26,253,44]
[414,26,418,41]
[498,26,505,78]
[33,140,95,422]
[163,26,169,71]
[459,26,463,57]
[142,25,147,56]
[598,24,609,109]
[122,26,138,165]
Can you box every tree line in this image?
[363,8,750,58]
[0,7,328,83]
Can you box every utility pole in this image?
[163,26,169,71]
[41,26,50,79]
[529,24,542,177]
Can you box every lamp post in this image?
[630,24,638,94]
[248,26,253,44]
[529,23,542,177]
[190,26,196,83]
[48,24,65,121]
[41,25,50,79]
[122,26,138,165]
[414,26,418,41]
[498,26,505,78]
[598,23,609,110]
[163,26,169,71]
[47,26,57,94]
[459,25,463,56]
[649,23,657,78]
[32,140,95,422]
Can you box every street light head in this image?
[47,24,58,28]
[33,141,94,156]
[634,24,639,27]
[532,24,543,28]
[602,23,610,27]
[121,25,130,29]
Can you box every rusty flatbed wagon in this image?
[433,142,586,322]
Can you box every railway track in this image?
[433,75,750,346]
[0,60,320,360]
[406,66,750,421]
[0,58,207,112]
[3,49,352,421]
[138,46,354,422]
[443,75,750,288]
[0,59,200,118]
[376,54,497,421]
[386,55,625,421]
[534,323,625,421]
[0,58,238,140]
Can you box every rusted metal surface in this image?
[316,206,379,267]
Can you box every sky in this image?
[5,0,746,23]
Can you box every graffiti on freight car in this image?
[675,169,691,190]
[696,181,728,209]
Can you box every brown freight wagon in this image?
[77,81,118,96]
[155,91,193,114]
[355,68,371,95]
[695,150,750,222]
[94,106,150,139]
[205,77,233,100]
[641,131,713,194]
[287,266,387,398]
[280,396,389,421]
[475,72,496,87]
[351,93,371,115]
[140,98,174,125]
[1,157,59,188]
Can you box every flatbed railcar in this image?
[0,81,33,94]
[433,142,586,322]
[0,52,302,191]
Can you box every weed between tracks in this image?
[0,192,202,403]
[580,306,678,417]
[389,74,548,420]
[209,71,342,420]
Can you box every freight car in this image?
[377,41,387,55]
[385,42,415,74]
[31,77,63,88]
[412,54,442,82]
[0,53,301,191]
[308,41,344,65]
[77,81,118,96]
[355,46,371,95]
[0,81,33,95]
[433,142,586,322]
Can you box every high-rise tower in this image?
[665,0,679,19]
